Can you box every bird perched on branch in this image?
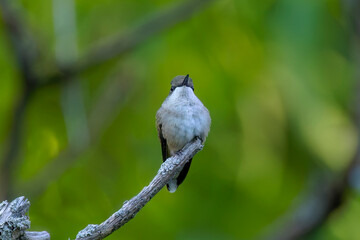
[156,74,211,192]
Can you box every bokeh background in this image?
[1,0,360,239]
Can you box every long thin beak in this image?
[181,74,189,86]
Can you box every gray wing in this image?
[158,124,176,192]
[158,124,169,162]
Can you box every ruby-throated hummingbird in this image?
[156,74,211,192]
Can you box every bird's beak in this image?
[181,74,189,86]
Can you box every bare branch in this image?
[75,138,203,240]
[0,196,50,240]
[24,232,51,240]
[38,0,214,86]
[2,139,202,239]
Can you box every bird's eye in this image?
[170,86,175,92]
[191,86,194,91]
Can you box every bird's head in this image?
[170,74,194,94]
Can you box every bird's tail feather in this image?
[166,158,193,193]
[167,179,178,193]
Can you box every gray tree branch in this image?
[75,138,203,240]
[0,196,50,240]
[0,138,203,240]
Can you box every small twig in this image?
[24,232,52,240]
[38,0,214,86]
[75,138,203,240]
[2,139,203,239]
[0,196,50,240]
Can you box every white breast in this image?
[156,86,211,154]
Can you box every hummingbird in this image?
[156,74,211,193]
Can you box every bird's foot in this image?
[193,136,203,142]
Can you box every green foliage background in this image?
[1,0,359,239]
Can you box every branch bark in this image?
[75,138,203,240]
[1,138,203,239]
[0,196,50,240]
